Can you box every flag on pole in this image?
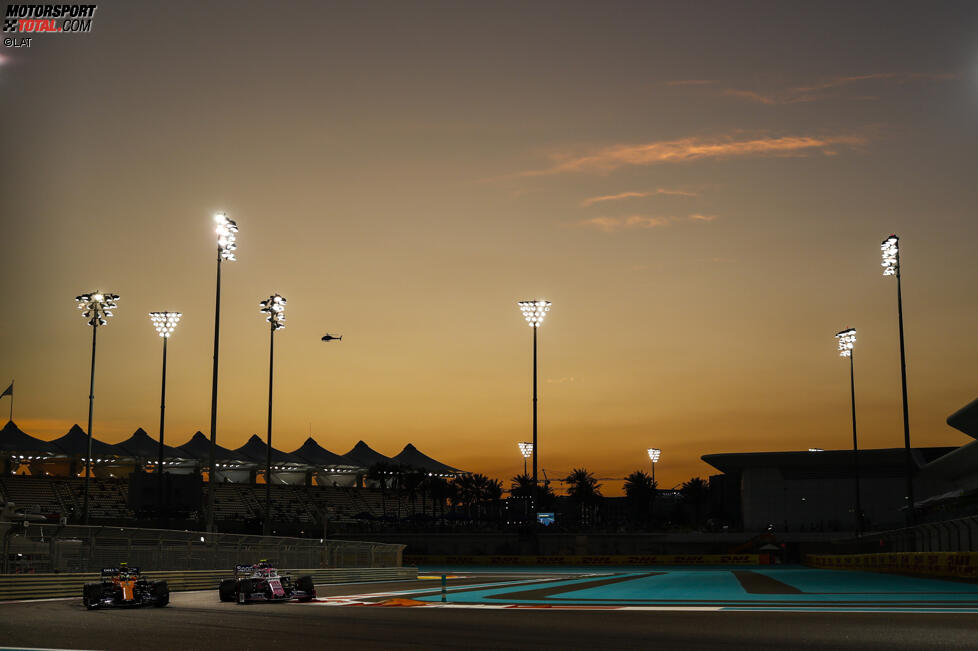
[0,382,11,398]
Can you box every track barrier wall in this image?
[405,554,763,566]
[806,552,978,578]
[0,566,418,601]
[0,522,404,573]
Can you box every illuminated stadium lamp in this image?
[835,327,863,535]
[881,234,915,527]
[835,328,855,358]
[518,441,533,475]
[207,212,239,534]
[150,311,181,520]
[259,293,287,535]
[647,447,661,483]
[517,299,551,513]
[75,290,119,525]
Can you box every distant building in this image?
[703,447,956,532]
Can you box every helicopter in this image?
[321,333,343,342]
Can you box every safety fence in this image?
[868,516,978,552]
[0,522,404,573]
[0,566,418,601]
[404,554,763,566]
[806,552,978,579]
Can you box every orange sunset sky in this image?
[1,1,977,495]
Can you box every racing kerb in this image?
[0,522,405,575]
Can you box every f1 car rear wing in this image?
[101,566,141,576]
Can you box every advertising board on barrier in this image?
[805,552,978,578]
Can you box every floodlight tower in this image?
[647,448,661,484]
[518,300,551,510]
[259,293,286,536]
[75,291,119,525]
[207,212,237,533]
[835,328,863,535]
[518,442,533,476]
[149,312,181,518]
[882,234,914,525]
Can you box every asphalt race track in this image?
[2,569,978,650]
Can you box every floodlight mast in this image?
[259,293,286,536]
[518,300,550,516]
[75,291,119,525]
[647,448,661,483]
[207,212,237,534]
[150,312,181,521]
[835,327,862,535]
[882,234,914,526]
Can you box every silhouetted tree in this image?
[623,470,656,526]
[366,462,398,518]
[564,468,602,527]
[680,477,710,526]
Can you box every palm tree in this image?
[564,468,602,527]
[366,462,397,518]
[623,470,656,526]
[399,466,425,519]
[680,477,710,526]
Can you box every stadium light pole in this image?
[150,312,181,520]
[882,235,915,526]
[260,294,286,537]
[647,448,661,484]
[75,291,119,525]
[518,300,550,514]
[835,328,863,536]
[207,212,237,534]
[518,442,533,476]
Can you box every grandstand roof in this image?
[233,434,305,465]
[174,431,243,462]
[0,421,53,454]
[342,440,392,467]
[948,396,978,440]
[48,424,120,457]
[703,447,955,475]
[392,443,461,475]
[290,438,358,468]
[113,428,184,459]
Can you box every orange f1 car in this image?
[83,563,169,609]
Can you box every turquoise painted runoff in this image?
[414,566,978,611]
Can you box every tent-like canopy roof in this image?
[392,443,462,475]
[113,428,185,459]
[233,434,305,465]
[0,421,54,454]
[290,438,359,468]
[174,431,243,463]
[49,424,119,457]
[342,440,392,467]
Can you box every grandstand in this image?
[0,420,467,534]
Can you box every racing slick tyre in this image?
[219,579,237,602]
[295,575,315,601]
[151,580,169,607]
[82,582,102,610]
[236,578,254,604]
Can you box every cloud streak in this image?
[523,134,866,176]
[723,72,959,105]
[581,189,696,207]
[579,214,718,232]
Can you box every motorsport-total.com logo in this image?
[4,4,98,34]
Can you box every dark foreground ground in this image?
[2,575,978,650]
